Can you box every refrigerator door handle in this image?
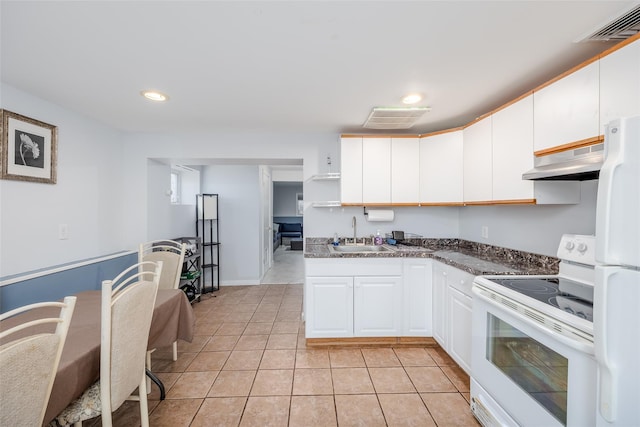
[595,267,616,422]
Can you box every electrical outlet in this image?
[481,226,489,239]
[59,224,69,240]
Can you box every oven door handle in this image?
[473,286,594,354]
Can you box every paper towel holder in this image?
[363,207,395,222]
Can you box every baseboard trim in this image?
[305,336,437,348]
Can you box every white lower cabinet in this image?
[305,258,430,338]
[432,261,474,375]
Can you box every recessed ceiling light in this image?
[402,93,423,105]
[141,90,169,102]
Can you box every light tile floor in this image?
[260,245,305,284]
[87,282,479,426]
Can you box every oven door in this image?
[471,284,597,427]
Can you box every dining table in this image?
[0,288,195,425]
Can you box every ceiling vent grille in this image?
[363,107,430,130]
[580,4,640,41]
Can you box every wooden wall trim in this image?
[463,199,537,206]
[534,135,604,157]
[305,336,437,348]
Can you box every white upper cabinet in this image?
[492,95,534,201]
[419,130,463,204]
[463,116,493,203]
[533,61,600,153]
[391,137,420,204]
[362,137,391,204]
[599,39,640,132]
[340,137,363,204]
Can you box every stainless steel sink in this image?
[328,244,393,253]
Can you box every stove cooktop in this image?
[487,276,593,322]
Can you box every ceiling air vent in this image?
[363,107,430,130]
[580,4,640,41]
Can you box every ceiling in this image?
[1,1,638,136]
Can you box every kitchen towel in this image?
[366,209,394,222]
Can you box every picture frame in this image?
[295,192,303,216]
[1,109,57,184]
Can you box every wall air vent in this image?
[579,4,640,41]
[363,107,430,130]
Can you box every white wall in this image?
[459,180,598,256]
[0,84,126,276]
[201,165,261,284]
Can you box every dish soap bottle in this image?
[374,230,383,246]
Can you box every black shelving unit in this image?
[173,236,203,303]
[196,194,220,293]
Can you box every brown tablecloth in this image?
[0,289,195,425]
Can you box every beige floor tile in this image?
[186,351,231,372]
[250,369,294,396]
[292,368,333,395]
[331,367,375,394]
[208,370,256,397]
[271,321,299,334]
[194,321,222,336]
[297,335,307,348]
[266,333,298,350]
[362,348,402,367]
[176,335,210,353]
[393,347,437,367]
[368,367,416,393]
[148,398,203,427]
[329,349,366,368]
[260,349,296,370]
[152,352,197,373]
[260,296,284,305]
[275,310,302,322]
[334,394,386,427]
[234,303,259,312]
[234,334,269,350]
[215,322,248,336]
[223,350,264,370]
[405,366,457,392]
[250,311,278,323]
[148,372,181,401]
[427,346,458,366]
[255,303,279,313]
[167,371,219,399]
[378,393,437,427]
[224,311,255,323]
[420,392,481,426]
[295,349,330,368]
[462,392,472,404]
[289,395,337,427]
[203,335,240,352]
[243,322,273,335]
[442,365,471,393]
[191,397,247,427]
[239,396,290,427]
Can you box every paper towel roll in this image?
[366,209,394,222]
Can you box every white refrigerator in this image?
[594,115,640,426]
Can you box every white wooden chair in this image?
[51,261,162,427]
[139,239,186,366]
[0,296,76,427]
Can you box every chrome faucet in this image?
[352,216,357,241]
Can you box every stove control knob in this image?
[577,243,588,254]
[565,241,575,251]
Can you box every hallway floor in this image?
[93,283,479,426]
[260,245,305,285]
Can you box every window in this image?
[170,171,180,204]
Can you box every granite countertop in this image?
[304,238,558,276]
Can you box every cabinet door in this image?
[463,116,493,203]
[432,262,448,348]
[419,130,463,204]
[492,95,534,201]
[403,260,432,336]
[340,137,363,204]
[362,138,391,204]
[354,276,402,337]
[306,276,353,338]
[533,61,599,152]
[448,286,472,375]
[391,137,420,204]
[599,40,640,133]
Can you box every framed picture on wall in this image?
[1,109,57,184]
[296,192,303,216]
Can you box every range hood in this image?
[522,143,604,181]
